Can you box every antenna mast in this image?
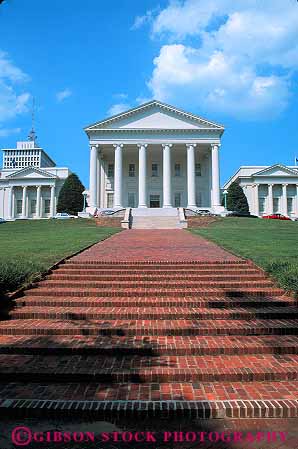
[28,97,37,144]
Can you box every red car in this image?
[262,214,292,221]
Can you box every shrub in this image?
[0,261,42,296]
[57,173,85,215]
[226,181,249,213]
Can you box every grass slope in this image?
[191,218,298,292]
[0,219,120,295]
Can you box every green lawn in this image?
[191,218,298,292]
[0,219,120,295]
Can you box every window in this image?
[174,163,181,177]
[128,193,135,208]
[287,197,294,214]
[129,164,135,177]
[151,163,158,177]
[44,199,51,214]
[259,197,265,214]
[107,193,114,208]
[273,197,280,213]
[195,163,201,176]
[31,200,36,215]
[16,200,22,214]
[174,193,181,207]
[107,163,114,178]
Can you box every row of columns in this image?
[89,143,221,209]
[252,183,298,216]
[7,185,56,219]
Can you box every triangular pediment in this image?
[84,100,224,133]
[7,167,57,179]
[253,164,298,177]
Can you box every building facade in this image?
[0,139,70,220]
[84,101,225,213]
[223,165,298,218]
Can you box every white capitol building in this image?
[85,100,224,214]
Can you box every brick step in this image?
[38,279,274,289]
[0,335,298,356]
[10,305,298,321]
[1,353,298,383]
[64,260,248,267]
[0,318,297,336]
[25,286,284,298]
[55,268,262,276]
[1,381,298,418]
[48,273,268,282]
[15,295,296,309]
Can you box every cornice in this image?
[87,128,221,134]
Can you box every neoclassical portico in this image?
[224,164,298,218]
[85,100,224,212]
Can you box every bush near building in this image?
[57,173,85,215]
[226,181,250,213]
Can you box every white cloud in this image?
[131,8,157,30]
[0,127,21,137]
[142,0,298,119]
[108,103,131,116]
[56,88,72,102]
[0,51,30,123]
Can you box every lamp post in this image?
[223,189,228,210]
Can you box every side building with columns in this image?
[84,100,225,213]
[0,138,70,220]
[223,165,298,218]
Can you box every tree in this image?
[226,181,250,213]
[57,173,85,215]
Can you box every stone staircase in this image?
[131,208,182,229]
[0,232,298,419]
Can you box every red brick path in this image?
[0,229,298,419]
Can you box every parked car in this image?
[0,217,6,224]
[98,209,115,216]
[53,212,78,219]
[226,212,259,218]
[193,209,213,216]
[262,214,291,221]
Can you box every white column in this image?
[254,184,259,216]
[113,143,123,208]
[162,143,172,208]
[296,184,298,217]
[186,144,196,208]
[50,185,55,217]
[282,184,288,215]
[138,143,147,208]
[21,186,27,218]
[211,144,221,208]
[100,158,105,208]
[8,187,13,219]
[268,184,273,215]
[36,185,41,218]
[89,145,98,208]
[96,150,101,208]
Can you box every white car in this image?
[0,217,6,224]
[53,212,78,219]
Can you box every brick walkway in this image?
[0,229,298,419]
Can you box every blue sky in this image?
[0,0,298,186]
